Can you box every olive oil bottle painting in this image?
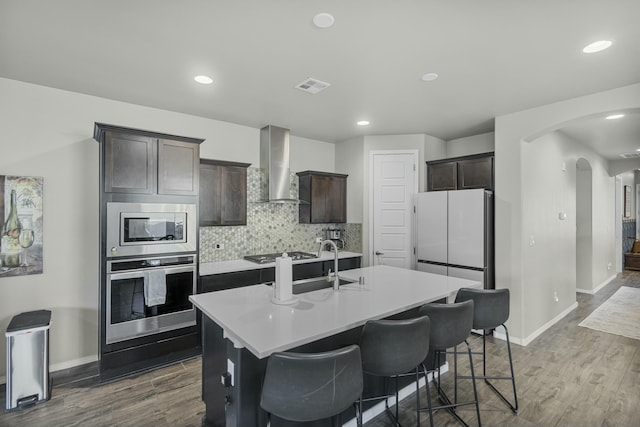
[0,175,43,277]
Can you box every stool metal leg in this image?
[421,363,434,427]
[424,349,480,427]
[481,324,518,414]
[465,339,482,427]
[457,326,519,415]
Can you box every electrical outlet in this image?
[607,262,612,270]
[315,237,322,243]
[529,235,535,247]
[553,291,559,303]
[215,243,225,250]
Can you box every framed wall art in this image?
[624,184,631,219]
[0,175,43,277]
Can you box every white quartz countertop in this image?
[199,251,362,276]
[190,264,481,359]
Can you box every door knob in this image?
[375,251,384,256]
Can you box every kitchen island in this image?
[190,264,481,427]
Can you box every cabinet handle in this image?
[375,251,384,256]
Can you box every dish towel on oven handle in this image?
[145,269,167,307]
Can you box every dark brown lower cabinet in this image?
[198,257,362,293]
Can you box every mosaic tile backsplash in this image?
[200,168,362,263]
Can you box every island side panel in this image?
[202,314,228,427]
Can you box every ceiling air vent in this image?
[294,78,331,94]
[620,152,640,159]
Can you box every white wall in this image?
[290,135,335,173]
[335,136,365,224]
[576,158,593,292]
[522,131,615,330]
[495,82,640,343]
[446,132,495,158]
[0,77,334,379]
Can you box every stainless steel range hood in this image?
[259,125,302,203]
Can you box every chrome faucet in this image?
[318,239,340,291]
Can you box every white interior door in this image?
[371,152,417,268]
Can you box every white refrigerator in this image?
[416,189,494,289]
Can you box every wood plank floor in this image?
[2,271,640,427]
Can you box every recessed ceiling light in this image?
[582,40,613,53]
[194,75,213,84]
[357,120,370,126]
[421,73,439,82]
[313,13,335,29]
[606,114,625,120]
[635,148,640,152]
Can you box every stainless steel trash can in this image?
[5,310,52,411]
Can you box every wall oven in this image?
[106,202,196,258]
[106,254,196,344]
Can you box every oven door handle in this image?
[160,265,196,275]
[109,270,147,281]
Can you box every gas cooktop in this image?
[244,251,318,264]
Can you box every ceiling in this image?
[1,1,639,152]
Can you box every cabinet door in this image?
[457,156,493,190]
[292,262,324,281]
[322,257,361,275]
[104,132,156,194]
[427,162,457,192]
[199,161,248,226]
[199,270,261,293]
[158,139,199,196]
[327,176,347,223]
[220,166,247,225]
[310,175,332,223]
[199,162,222,226]
[310,175,347,223]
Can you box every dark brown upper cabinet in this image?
[427,152,494,191]
[199,159,250,226]
[95,123,202,196]
[157,139,200,196]
[297,171,348,224]
[104,132,156,194]
[457,155,493,190]
[427,161,457,192]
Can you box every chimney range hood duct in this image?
[259,125,302,203]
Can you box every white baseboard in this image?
[50,354,99,373]
[576,274,617,295]
[1,354,98,386]
[342,363,449,427]
[494,302,578,346]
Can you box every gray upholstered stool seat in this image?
[359,316,431,426]
[260,344,363,426]
[455,288,518,414]
[419,300,481,427]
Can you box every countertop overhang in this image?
[199,250,362,276]
[190,264,481,359]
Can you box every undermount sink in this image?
[290,276,356,294]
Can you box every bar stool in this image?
[419,300,481,427]
[260,344,363,426]
[455,288,518,414]
[359,316,431,426]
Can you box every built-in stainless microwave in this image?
[106,202,196,257]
